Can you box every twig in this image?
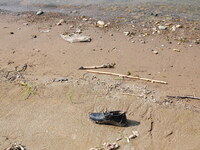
[79,63,115,70]
[166,96,200,100]
[86,70,167,84]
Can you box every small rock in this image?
[40,29,50,33]
[132,131,139,137]
[10,32,14,34]
[56,19,65,25]
[82,18,88,21]
[176,24,183,28]
[23,23,28,26]
[105,143,120,150]
[75,28,82,34]
[32,35,37,38]
[97,20,105,28]
[152,50,159,54]
[158,25,167,30]
[71,10,78,14]
[172,26,176,31]
[36,10,44,15]
[194,39,200,44]
[173,49,180,52]
[124,31,130,36]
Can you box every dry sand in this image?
[0,11,200,150]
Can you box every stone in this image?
[97,20,105,28]
[158,25,167,30]
[152,50,159,54]
[173,49,180,52]
[36,10,44,15]
[60,33,91,43]
[56,19,65,25]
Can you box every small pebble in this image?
[153,50,159,54]
[173,49,180,52]
[36,10,44,15]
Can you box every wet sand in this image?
[0,6,200,150]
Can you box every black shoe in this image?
[89,111,128,127]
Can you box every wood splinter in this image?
[79,63,115,70]
[86,70,167,84]
[166,96,200,100]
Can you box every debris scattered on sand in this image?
[79,63,116,70]
[86,70,167,84]
[5,143,26,150]
[56,19,66,25]
[36,10,44,15]
[60,33,91,43]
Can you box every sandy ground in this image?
[0,11,200,150]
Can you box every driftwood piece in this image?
[79,63,115,70]
[86,70,167,84]
[166,96,200,100]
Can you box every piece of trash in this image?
[40,29,50,33]
[5,143,26,150]
[158,25,167,30]
[97,20,105,28]
[56,19,65,25]
[36,10,44,15]
[60,33,91,43]
[89,111,128,127]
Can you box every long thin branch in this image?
[86,70,167,84]
[166,95,200,100]
[79,63,115,70]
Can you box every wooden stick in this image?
[86,70,167,84]
[79,63,115,70]
[166,96,200,100]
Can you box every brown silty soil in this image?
[0,9,200,150]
